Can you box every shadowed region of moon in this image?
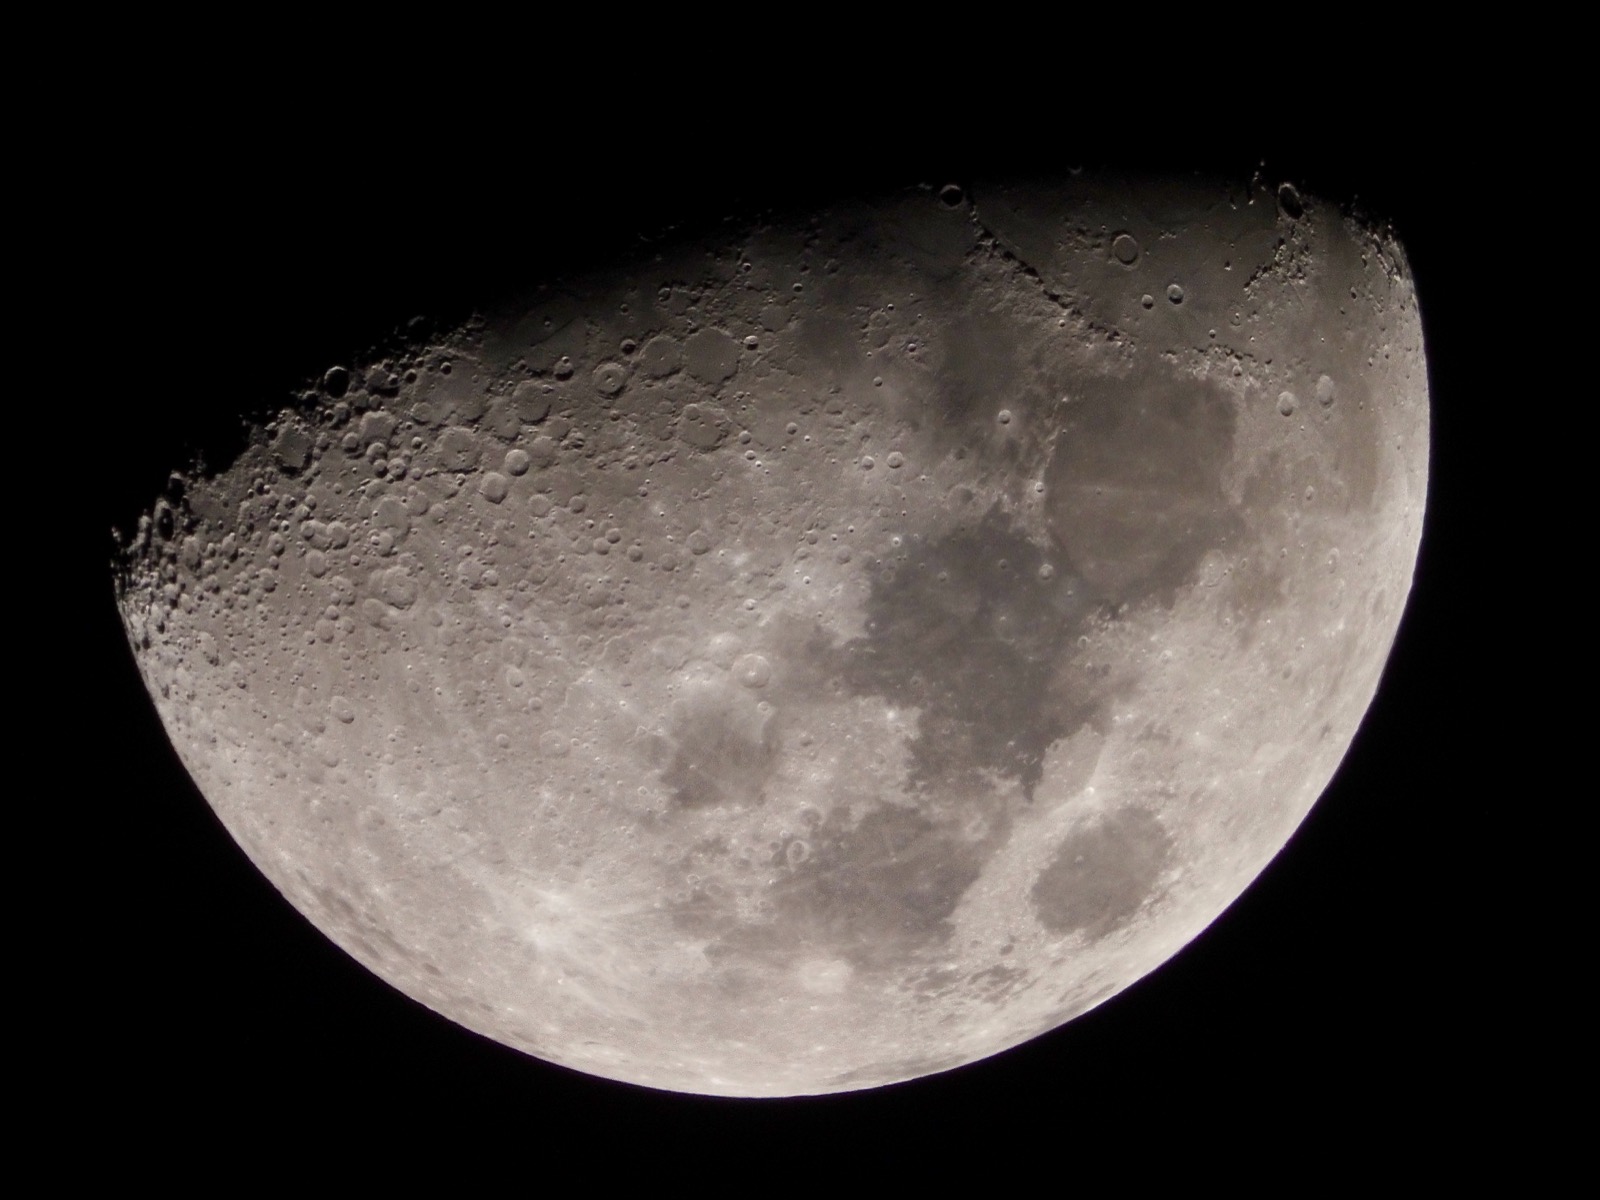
[113,171,1429,1097]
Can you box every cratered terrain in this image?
[111,170,1429,1096]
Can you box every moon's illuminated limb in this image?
[116,174,1427,1096]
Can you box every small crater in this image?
[639,335,683,378]
[733,653,772,688]
[322,366,350,398]
[683,328,740,384]
[1277,182,1304,220]
[593,361,628,396]
[373,566,417,610]
[678,403,732,451]
[480,472,509,503]
[436,426,481,472]
[511,380,552,424]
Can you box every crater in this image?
[677,402,732,451]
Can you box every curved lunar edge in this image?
[115,174,1428,1097]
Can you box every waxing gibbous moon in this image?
[115,172,1428,1097]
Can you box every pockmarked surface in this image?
[116,175,1428,1095]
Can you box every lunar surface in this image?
[114,173,1428,1096]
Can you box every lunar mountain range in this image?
[113,172,1429,1096]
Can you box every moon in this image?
[111,169,1427,1096]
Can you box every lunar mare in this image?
[115,174,1428,1096]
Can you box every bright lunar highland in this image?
[116,174,1429,1095]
